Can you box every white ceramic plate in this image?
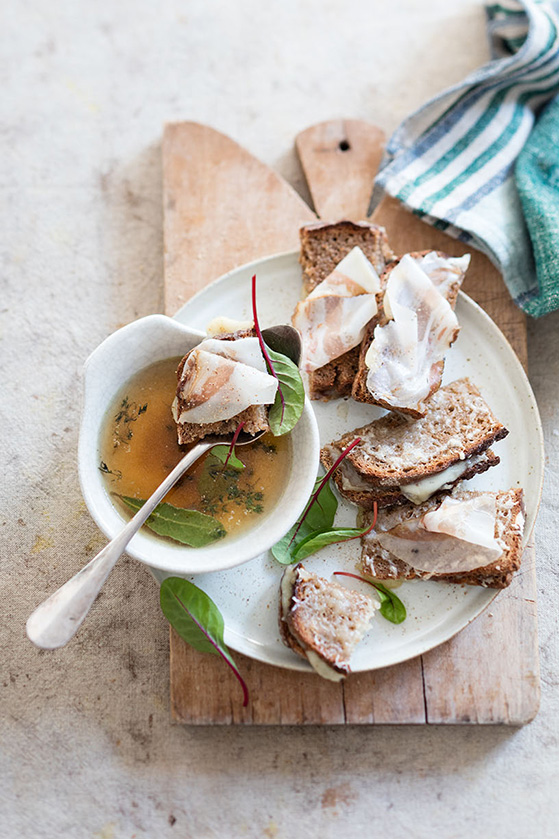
[151,251,544,673]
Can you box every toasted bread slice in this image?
[321,444,500,510]
[336,379,508,485]
[360,489,525,589]
[299,220,395,400]
[300,220,395,295]
[351,250,468,415]
[174,329,271,445]
[279,564,377,679]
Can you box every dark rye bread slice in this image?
[174,329,271,445]
[351,250,466,415]
[279,564,376,677]
[300,220,395,295]
[299,220,395,401]
[338,378,508,485]
[360,489,525,589]
[320,444,500,510]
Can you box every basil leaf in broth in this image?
[265,345,305,437]
[118,496,226,546]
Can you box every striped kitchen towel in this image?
[372,0,559,317]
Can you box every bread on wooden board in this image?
[279,564,377,680]
[299,220,395,400]
[351,250,469,416]
[360,489,525,589]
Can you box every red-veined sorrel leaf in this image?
[271,439,363,564]
[160,577,249,706]
[291,502,378,561]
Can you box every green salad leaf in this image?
[291,522,374,562]
[160,577,248,705]
[118,496,226,546]
[250,273,305,437]
[265,344,305,437]
[271,476,338,564]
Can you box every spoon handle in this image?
[26,441,213,650]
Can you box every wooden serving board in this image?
[162,120,540,725]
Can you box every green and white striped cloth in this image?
[373,0,559,317]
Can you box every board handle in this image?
[296,119,385,221]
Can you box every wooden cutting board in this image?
[162,120,540,725]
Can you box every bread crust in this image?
[337,378,508,484]
[299,220,395,295]
[360,489,525,589]
[298,220,395,401]
[279,564,376,674]
[320,445,500,510]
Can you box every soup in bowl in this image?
[79,315,320,576]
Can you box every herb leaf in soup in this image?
[160,577,249,706]
[210,445,245,471]
[118,496,226,546]
[265,344,305,437]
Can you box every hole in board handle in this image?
[339,140,350,152]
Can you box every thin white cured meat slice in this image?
[414,252,470,301]
[293,247,380,373]
[173,345,277,425]
[195,336,268,371]
[364,255,459,413]
[375,494,502,575]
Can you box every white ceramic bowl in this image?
[78,314,320,575]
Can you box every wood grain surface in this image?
[296,120,385,221]
[163,120,540,725]
[163,122,315,313]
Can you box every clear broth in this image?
[99,357,292,542]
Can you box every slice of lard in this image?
[293,247,381,372]
[414,252,470,301]
[365,255,460,413]
[172,337,277,425]
[375,494,502,575]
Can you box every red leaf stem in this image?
[222,421,245,470]
[333,571,372,584]
[172,591,249,707]
[289,437,362,546]
[251,273,286,423]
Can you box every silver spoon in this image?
[26,431,266,650]
[26,325,302,651]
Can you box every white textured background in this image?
[2,1,558,837]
